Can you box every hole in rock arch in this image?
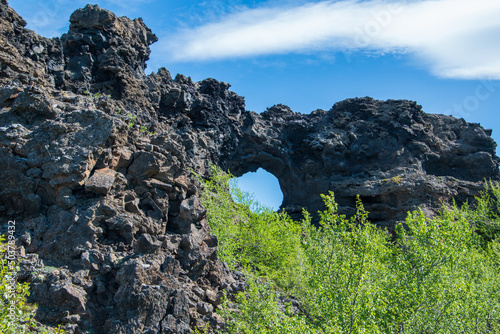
[231,168,283,211]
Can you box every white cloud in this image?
[163,0,500,79]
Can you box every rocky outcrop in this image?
[229,99,499,226]
[0,3,243,333]
[0,1,499,333]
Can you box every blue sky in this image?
[9,0,500,210]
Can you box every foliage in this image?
[0,236,34,333]
[300,193,391,332]
[198,165,306,290]
[83,90,110,100]
[383,207,500,333]
[219,277,318,334]
[381,175,403,184]
[139,125,158,136]
[199,166,500,333]
[466,180,500,247]
[126,113,136,128]
[0,237,66,333]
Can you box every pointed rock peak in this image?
[69,4,117,30]
[68,4,157,47]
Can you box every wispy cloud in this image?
[163,0,500,80]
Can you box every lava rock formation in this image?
[0,1,499,333]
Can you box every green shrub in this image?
[126,114,136,128]
[300,193,391,333]
[220,277,318,334]
[198,166,307,291]
[0,236,36,333]
[380,205,500,333]
[199,168,500,333]
[467,180,500,247]
[1,237,66,334]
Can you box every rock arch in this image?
[224,100,500,227]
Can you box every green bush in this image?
[0,237,66,334]
[466,180,500,247]
[220,277,317,334]
[199,167,500,333]
[300,193,391,333]
[0,236,36,333]
[198,166,307,291]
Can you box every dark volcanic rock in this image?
[0,1,499,333]
[229,98,499,226]
[61,5,157,96]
